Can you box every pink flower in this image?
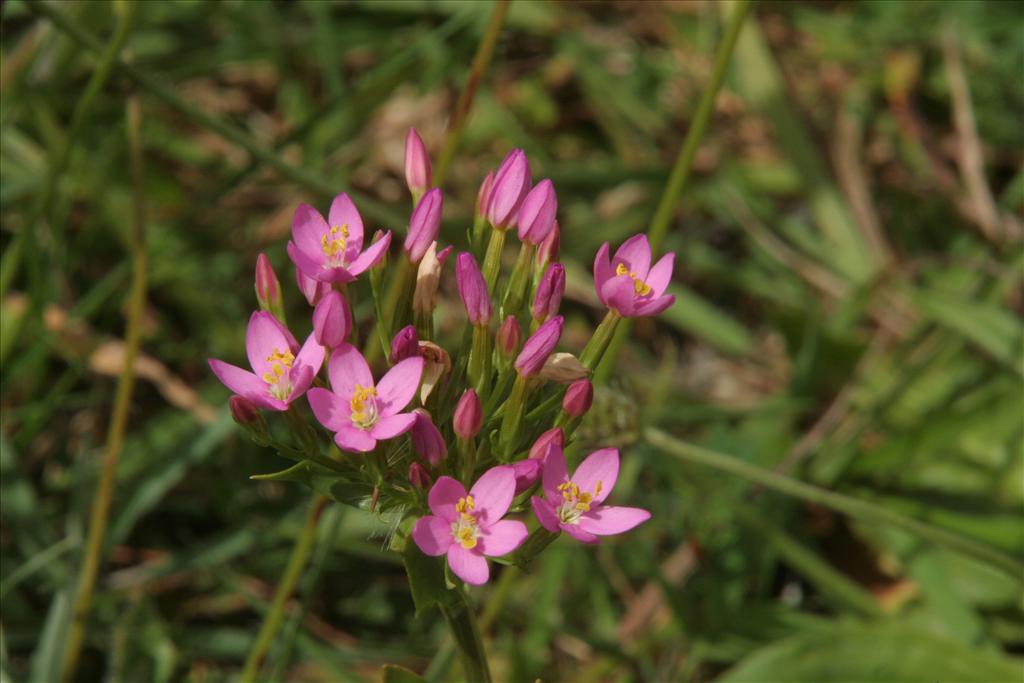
[410,408,447,465]
[513,427,564,494]
[209,312,325,411]
[412,467,528,585]
[404,188,443,263]
[485,149,531,229]
[296,268,329,306]
[287,194,392,283]
[593,234,675,317]
[404,127,432,197]
[455,252,492,325]
[307,343,423,453]
[517,179,557,245]
[312,290,352,349]
[514,315,563,377]
[531,446,650,543]
[531,263,565,323]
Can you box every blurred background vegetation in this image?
[1,1,1022,681]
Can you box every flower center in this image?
[349,383,379,429]
[262,348,295,400]
[450,495,480,549]
[615,263,652,296]
[321,224,349,267]
[556,480,602,525]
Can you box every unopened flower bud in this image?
[535,221,560,275]
[538,352,589,383]
[312,290,352,348]
[453,389,483,440]
[255,253,283,317]
[517,179,557,245]
[404,127,432,199]
[410,409,446,466]
[230,395,268,442]
[514,315,563,377]
[475,171,495,221]
[495,315,522,368]
[515,428,564,493]
[485,149,531,229]
[456,252,492,325]
[370,229,388,272]
[409,462,432,491]
[413,241,452,316]
[562,379,593,418]
[404,188,443,263]
[529,427,565,461]
[532,263,565,323]
[390,325,421,363]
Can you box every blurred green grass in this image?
[1,1,1023,681]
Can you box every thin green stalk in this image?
[440,588,493,683]
[594,0,751,385]
[481,227,506,292]
[433,0,510,186]
[645,428,1024,582]
[240,496,329,683]
[60,89,148,683]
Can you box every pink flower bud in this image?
[536,221,560,273]
[409,462,432,490]
[517,179,557,245]
[529,427,565,460]
[404,127,432,197]
[296,268,329,306]
[514,427,564,493]
[514,315,563,377]
[229,395,261,427]
[531,263,565,323]
[562,379,593,417]
[254,253,282,312]
[475,171,495,220]
[390,325,421,364]
[453,389,483,440]
[370,229,389,271]
[485,149,531,229]
[456,252,492,325]
[404,188,443,263]
[410,409,446,466]
[312,290,352,348]
[496,315,522,358]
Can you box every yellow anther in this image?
[455,495,476,514]
[456,526,478,549]
[321,224,349,259]
[615,263,652,296]
[349,384,379,428]
[595,481,603,497]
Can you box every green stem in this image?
[433,0,510,186]
[645,428,1024,582]
[240,496,329,683]
[579,310,621,369]
[60,85,147,683]
[481,227,506,293]
[498,374,529,456]
[440,588,493,683]
[500,242,535,319]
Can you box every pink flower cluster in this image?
[209,131,675,586]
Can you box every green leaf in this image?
[381,664,428,683]
[250,461,373,509]
[719,621,1023,682]
[916,291,1024,375]
[402,537,449,617]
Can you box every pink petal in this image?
[370,413,416,440]
[478,520,528,557]
[307,387,349,431]
[429,476,468,522]
[593,242,613,305]
[246,311,295,376]
[542,444,569,500]
[513,459,542,494]
[578,506,651,536]
[633,294,675,317]
[447,545,489,585]
[292,203,329,259]
[285,365,314,403]
[292,333,326,384]
[327,193,364,255]
[327,343,374,399]
[412,515,452,556]
[334,427,376,453]
[643,252,674,297]
[468,465,516,525]
[562,524,600,544]
[531,496,561,533]
[612,233,651,280]
[209,359,269,404]
[600,275,638,316]
[287,240,327,280]
[346,231,392,276]
[571,448,619,504]
[376,356,424,415]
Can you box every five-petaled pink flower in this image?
[531,445,650,543]
[413,467,528,585]
[593,234,675,317]
[208,312,325,411]
[288,193,392,283]
[307,343,423,452]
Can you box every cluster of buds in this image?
[210,131,675,586]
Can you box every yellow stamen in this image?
[349,383,378,428]
[261,349,295,385]
[615,263,652,295]
[321,224,350,259]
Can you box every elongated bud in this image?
[535,221,560,275]
[515,428,564,493]
[410,409,446,466]
[255,254,283,316]
[453,389,483,440]
[404,128,432,200]
[390,325,420,363]
[529,427,565,460]
[514,315,563,377]
[517,179,557,245]
[495,315,522,368]
[485,149,531,229]
[311,290,352,348]
[413,241,453,317]
[370,229,388,272]
[532,263,565,323]
[296,268,329,306]
[456,252,492,325]
[538,352,589,383]
[409,462,432,490]
[404,188,443,263]
[562,379,593,417]
[418,341,452,403]
[230,395,269,443]
[476,171,495,221]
